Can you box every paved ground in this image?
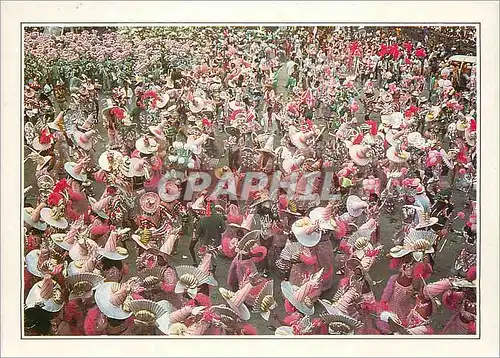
[23,68,473,334]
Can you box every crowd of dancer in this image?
[23,26,477,336]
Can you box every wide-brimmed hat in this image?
[321,313,363,335]
[389,229,437,261]
[386,144,410,163]
[407,131,425,148]
[156,92,170,109]
[281,268,323,315]
[23,203,47,231]
[235,229,260,255]
[30,153,53,172]
[291,217,322,247]
[346,195,368,218]
[68,237,99,261]
[174,265,212,298]
[256,135,276,157]
[189,97,205,113]
[40,203,68,229]
[425,106,442,123]
[131,228,155,251]
[251,280,277,321]
[99,230,129,261]
[249,191,272,208]
[130,157,148,177]
[128,299,170,332]
[64,159,88,182]
[190,193,207,212]
[51,229,78,251]
[66,272,104,300]
[94,282,133,320]
[101,98,122,117]
[66,254,99,276]
[25,274,64,312]
[149,119,168,141]
[349,144,372,166]
[140,192,160,214]
[136,136,159,155]
[347,229,375,260]
[414,208,439,229]
[158,178,181,203]
[219,280,255,320]
[25,248,64,278]
[385,128,406,146]
[98,150,123,172]
[309,202,339,231]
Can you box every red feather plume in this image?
[413,262,433,280]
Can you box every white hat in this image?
[386,145,410,163]
[98,150,123,172]
[99,230,129,261]
[94,282,133,320]
[135,136,159,155]
[189,97,205,113]
[23,203,47,231]
[291,217,322,247]
[25,274,63,312]
[64,159,88,181]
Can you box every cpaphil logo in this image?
[157,169,341,203]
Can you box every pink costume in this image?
[377,271,415,333]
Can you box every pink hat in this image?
[309,202,337,230]
[149,120,168,141]
[64,158,88,181]
[346,195,368,217]
[169,306,194,324]
[349,145,372,166]
[219,281,254,320]
[100,230,129,261]
[281,268,323,315]
[75,130,96,151]
[90,196,111,219]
